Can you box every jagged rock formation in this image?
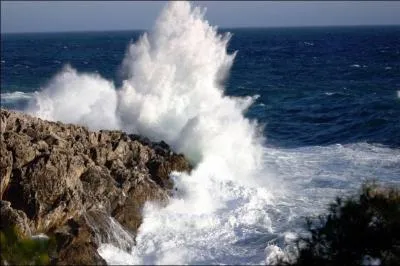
[0,109,191,265]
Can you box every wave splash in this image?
[117,1,264,176]
[26,2,273,264]
[27,65,120,130]
[27,1,263,178]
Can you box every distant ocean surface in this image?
[2,26,400,148]
[1,12,400,265]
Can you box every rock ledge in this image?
[0,109,191,264]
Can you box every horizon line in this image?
[2,24,400,35]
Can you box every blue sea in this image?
[1,2,399,264]
[2,26,400,148]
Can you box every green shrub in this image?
[0,227,56,265]
[291,182,400,266]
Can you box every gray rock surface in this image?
[0,109,191,265]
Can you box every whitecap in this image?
[1,91,35,102]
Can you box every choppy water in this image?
[1,2,399,264]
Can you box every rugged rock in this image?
[0,200,31,238]
[0,109,191,264]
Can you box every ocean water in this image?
[1,2,400,264]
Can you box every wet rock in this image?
[147,154,191,190]
[112,176,169,233]
[0,108,191,264]
[0,139,12,199]
[53,217,106,265]
[0,200,31,238]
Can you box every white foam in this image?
[26,65,120,131]
[1,91,35,102]
[96,141,400,265]
[98,244,136,265]
[116,169,275,264]
[117,1,264,174]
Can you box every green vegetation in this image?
[0,227,56,265]
[290,182,400,266]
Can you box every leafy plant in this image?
[0,226,56,265]
[291,182,400,266]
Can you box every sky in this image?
[1,1,400,33]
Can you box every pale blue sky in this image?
[1,1,400,33]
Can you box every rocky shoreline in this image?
[0,109,191,264]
